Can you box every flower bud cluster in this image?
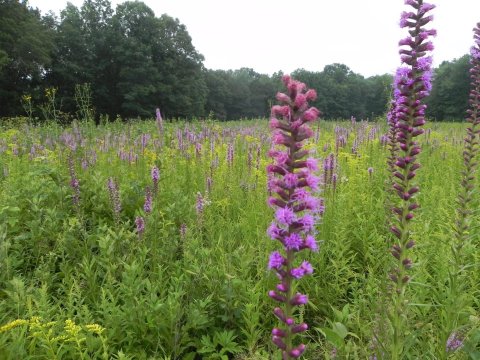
[267,75,322,358]
[389,0,436,283]
[454,22,480,244]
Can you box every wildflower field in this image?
[0,115,478,359]
[1,0,480,358]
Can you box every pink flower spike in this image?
[306,157,319,171]
[268,290,287,303]
[268,197,286,208]
[272,328,286,337]
[272,132,289,146]
[276,92,291,103]
[291,293,308,306]
[303,107,320,122]
[267,75,322,354]
[289,344,306,358]
[305,89,317,101]
[269,118,280,129]
[292,323,308,334]
[273,151,289,166]
[272,335,287,350]
[272,105,290,118]
[284,173,297,188]
[305,173,320,190]
[291,267,305,279]
[281,74,291,86]
[294,94,307,109]
[294,120,306,131]
[273,307,287,322]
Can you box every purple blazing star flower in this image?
[471,46,480,60]
[389,0,436,280]
[275,207,296,226]
[446,332,463,352]
[268,251,285,270]
[284,233,303,250]
[266,75,323,357]
[68,156,81,207]
[304,235,319,252]
[151,166,160,195]
[387,0,436,353]
[135,216,145,237]
[144,187,152,214]
[107,177,121,222]
[297,214,315,232]
[196,192,204,216]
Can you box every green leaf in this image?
[332,322,348,339]
[317,327,344,348]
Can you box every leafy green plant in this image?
[198,330,242,359]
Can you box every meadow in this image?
[0,115,478,359]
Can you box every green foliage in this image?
[427,55,471,121]
[0,115,479,358]
[292,65,392,120]
[198,330,242,359]
[75,83,95,122]
[0,0,472,121]
[0,0,54,116]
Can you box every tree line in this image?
[0,0,473,121]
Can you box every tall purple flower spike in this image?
[443,21,480,353]
[453,22,480,264]
[387,1,435,357]
[267,75,322,359]
[389,0,435,286]
[467,22,480,127]
[151,165,160,195]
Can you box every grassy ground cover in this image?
[0,118,478,359]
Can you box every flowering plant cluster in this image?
[389,0,435,289]
[387,0,436,357]
[452,20,480,273]
[136,166,160,238]
[266,75,322,359]
[442,20,480,354]
[107,177,121,223]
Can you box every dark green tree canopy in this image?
[0,0,473,121]
[426,55,471,121]
[0,0,54,115]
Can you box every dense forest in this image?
[0,0,473,121]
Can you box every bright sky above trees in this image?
[29,0,480,77]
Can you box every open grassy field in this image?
[0,118,478,359]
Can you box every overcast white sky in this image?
[29,0,480,77]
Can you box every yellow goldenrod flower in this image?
[52,335,69,342]
[42,321,57,328]
[64,319,81,337]
[85,324,105,335]
[0,319,29,333]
